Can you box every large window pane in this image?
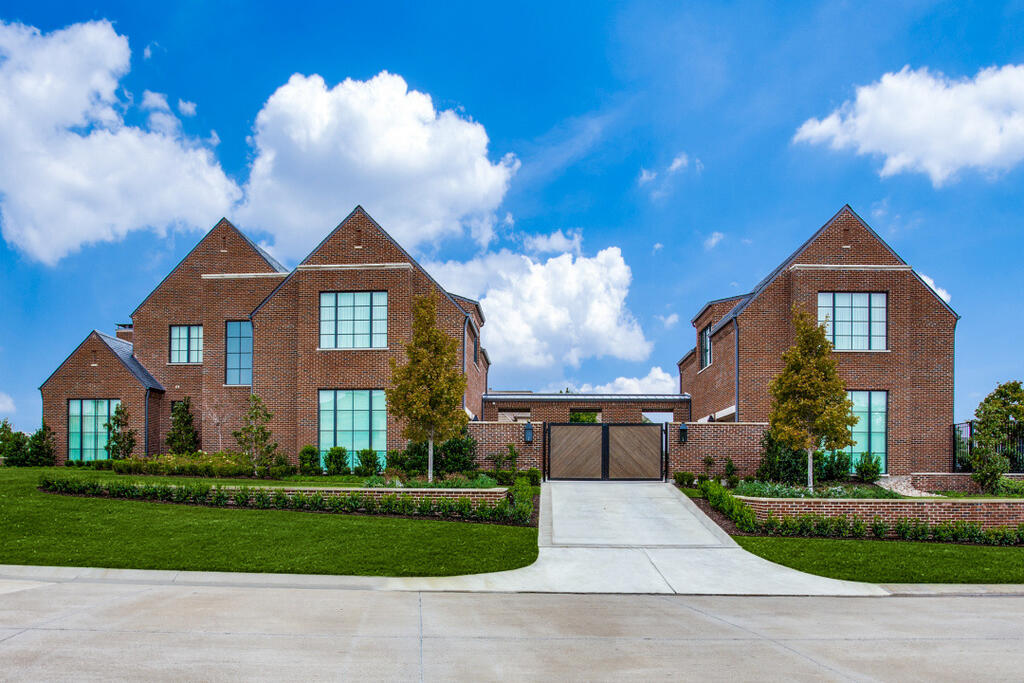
[170,325,203,363]
[225,321,253,385]
[842,390,887,473]
[318,389,388,466]
[68,398,119,461]
[319,291,388,349]
[817,292,887,350]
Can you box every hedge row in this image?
[698,480,1024,546]
[38,475,536,526]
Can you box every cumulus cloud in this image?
[652,242,663,253]
[794,64,1024,186]
[919,272,952,303]
[703,231,725,250]
[0,20,240,264]
[426,247,652,369]
[522,229,582,255]
[177,99,197,116]
[668,153,688,173]
[577,367,677,394]
[656,313,679,329]
[238,71,518,261]
[0,392,14,413]
[638,168,657,185]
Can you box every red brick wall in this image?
[243,485,509,504]
[667,422,767,477]
[911,473,1024,494]
[466,421,543,470]
[482,399,690,423]
[740,496,1024,534]
[40,333,154,464]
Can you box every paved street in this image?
[1,578,1023,680]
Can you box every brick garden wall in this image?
[466,421,543,470]
[667,422,768,478]
[910,473,1024,494]
[239,485,509,504]
[739,495,1024,534]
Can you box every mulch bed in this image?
[691,497,757,536]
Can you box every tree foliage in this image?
[768,305,856,488]
[27,422,56,466]
[0,419,30,466]
[166,397,201,454]
[233,394,278,476]
[970,380,1024,492]
[104,404,137,460]
[386,292,468,481]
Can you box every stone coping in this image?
[733,494,1024,503]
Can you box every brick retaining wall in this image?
[223,485,508,504]
[467,421,543,470]
[738,495,1024,534]
[667,422,767,478]
[910,473,1024,494]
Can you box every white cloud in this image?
[238,71,518,261]
[0,20,240,264]
[143,44,152,59]
[919,272,952,303]
[177,99,197,116]
[0,392,14,413]
[656,313,679,329]
[794,64,1024,186]
[703,231,725,250]
[638,168,657,185]
[522,228,582,255]
[652,242,663,253]
[577,366,677,394]
[426,247,652,369]
[668,153,688,173]
[694,158,704,174]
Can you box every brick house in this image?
[40,207,489,465]
[677,205,958,475]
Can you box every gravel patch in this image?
[876,475,937,497]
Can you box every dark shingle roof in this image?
[96,332,164,391]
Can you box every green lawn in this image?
[0,468,538,576]
[736,535,1024,583]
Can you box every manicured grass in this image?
[680,487,702,498]
[736,535,1024,583]
[0,468,538,576]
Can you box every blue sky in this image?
[1,1,1023,431]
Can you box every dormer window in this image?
[699,324,712,369]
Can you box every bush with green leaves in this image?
[324,446,349,476]
[166,398,200,455]
[104,404,137,460]
[298,445,321,475]
[0,419,30,466]
[699,480,758,532]
[354,449,380,477]
[25,423,56,466]
[755,430,807,484]
[969,381,1024,492]
[855,454,882,483]
[673,471,696,487]
[733,480,899,499]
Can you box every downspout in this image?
[144,387,151,456]
[733,318,740,422]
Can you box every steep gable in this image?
[40,330,163,391]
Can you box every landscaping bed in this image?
[0,468,538,576]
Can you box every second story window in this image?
[472,330,479,365]
[225,321,253,385]
[699,324,712,369]
[818,292,887,350]
[170,325,203,363]
[320,292,387,349]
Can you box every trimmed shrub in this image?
[325,447,350,476]
[298,445,321,475]
[700,480,758,532]
[355,449,380,477]
[855,454,882,484]
[673,471,696,487]
[524,468,542,487]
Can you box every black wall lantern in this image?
[524,422,534,443]
[678,422,688,444]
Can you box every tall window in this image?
[817,292,887,350]
[472,331,479,365]
[699,324,712,369]
[170,325,203,363]
[319,292,387,349]
[844,390,887,472]
[318,389,387,466]
[225,321,253,385]
[68,399,120,461]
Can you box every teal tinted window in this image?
[170,325,203,363]
[817,292,886,350]
[318,389,387,467]
[225,321,253,385]
[844,390,887,472]
[67,399,120,461]
[320,291,387,349]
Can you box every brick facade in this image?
[667,422,767,478]
[910,473,1024,494]
[679,206,958,475]
[739,496,1024,535]
[466,421,544,470]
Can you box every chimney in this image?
[115,322,134,343]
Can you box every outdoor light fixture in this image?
[524,422,534,443]
[678,422,688,444]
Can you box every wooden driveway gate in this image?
[546,423,665,481]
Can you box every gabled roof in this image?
[451,293,485,324]
[690,293,749,325]
[40,330,164,391]
[132,218,288,317]
[707,204,957,334]
[677,346,696,366]
[253,206,474,323]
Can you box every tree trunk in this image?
[428,429,435,483]
[806,446,815,489]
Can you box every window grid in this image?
[225,321,253,385]
[817,292,887,351]
[68,399,120,461]
[170,325,203,363]
[843,390,888,473]
[699,324,712,369]
[319,292,387,349]
[318,389,388,468]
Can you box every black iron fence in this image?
[953,421,1024,472]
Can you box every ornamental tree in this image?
[233,394,278,476]
[104,404,137,460]
[387,292,468,482]
[166,397,200,454]
[27,422,56,466]
[768,305,856,488]
[970,380,1024,492]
